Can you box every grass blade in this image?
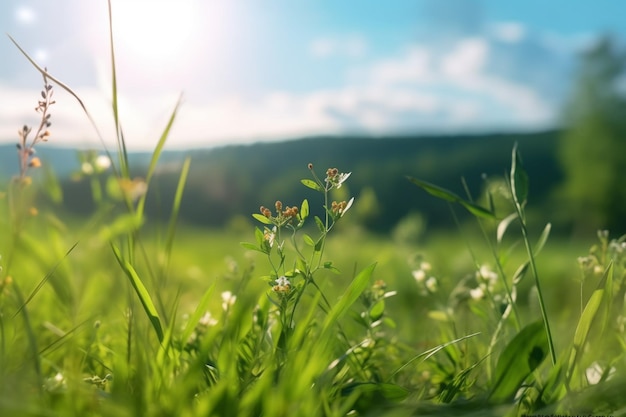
[111,243,164,342]
[407,176,495,219]
[136,95,184,218]
[12,242,79,318]
[489,320,548,403]
[322,263,376,334]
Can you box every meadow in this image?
[2,4,626,416]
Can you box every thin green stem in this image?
[515,205,557,365]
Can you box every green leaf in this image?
[252,213,273,225]
[300,199,309,220]
[407,177,458,202]
[369,299,385,321]
[180,282,216,347]
[240,242,266,254]
[322,263,377,334]
[567,263,613,384]
[254,227,265,246]
[314,216,325,232]
[489,320,548,403]
[302,233,315,247]
[136,95,183,218]
[301,179,323,192]
[407,176,495,219]
[510,143,529,206]
[111,244,164,342]
[534,222,552,254]
[458,199,497,219]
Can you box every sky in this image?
[0,0,625,151]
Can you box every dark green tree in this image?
[558,36,626,232]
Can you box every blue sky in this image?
[0,0,624,150]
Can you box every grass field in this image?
[2,4,626,415]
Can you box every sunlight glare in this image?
[111,0,201,70]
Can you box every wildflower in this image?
[198,311,218,327]
[28,157,42,168]
[118,177,148,201]
[412,269,426,283]
[272,276,292,294]
[16,73,55,179]
[325,167,351,189]
[221,291,237,311]
[331,200,347,217]
[81,162,94,175]
[259,201,299,227]
[469,286,485,300]
[476,264,498,292]
[95,155,111,171]
[425,276,438,293]
[263,226,276,247]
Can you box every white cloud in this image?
[441,38,489,78]
[370,47,432,85]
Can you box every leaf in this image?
[300,199,309,220]
[510,143,529,206]
[496,213,518,244]
[369,299,385,321]
[252,213,273,225]
[534,222,552,254]
[301,179,322,192]
[180,282,216,347]
[322,263,377,334]
[489,320,548,403]
[315,216,325,232]
[302,234,315,247]
[407,176,496,220]
[111,244,164,342]
[567,263,613,384]
[163,156,191,259]
[240,242,266,254]
[407,177,458,202]
[136,95,183,218]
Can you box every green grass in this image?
[2,2,626,415]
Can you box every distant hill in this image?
[2,130,564,232]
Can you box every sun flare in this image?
[110,0,201,70]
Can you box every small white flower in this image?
[470,287,484,300]
[585,361,615,385]
[81,162,94,175]
[420,261,432,272]
[477,265,497,284]
[275,276,291,287]
[95,155,111,170]
[425,276,438,293]
[221,291,237,311]
[412,269,426,283]
[198,311,218,327]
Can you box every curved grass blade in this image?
[136,94,184,218]
[111,243,164,342]
[407,176,495,219]
[510,142,529,207]
[12,242,79,318]
[321,263,377,334]
[489,320,548,403]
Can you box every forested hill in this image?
[4,130,564,232]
